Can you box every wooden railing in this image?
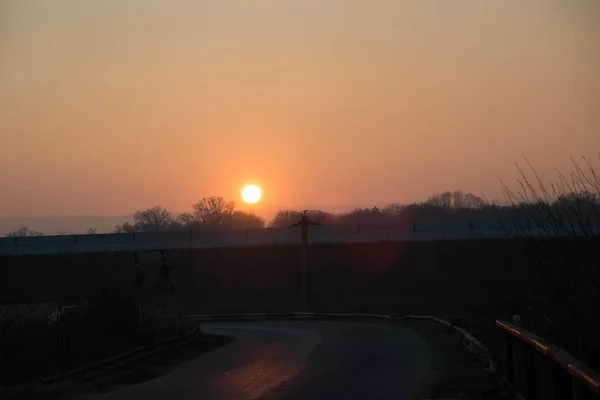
[497,317,600,399]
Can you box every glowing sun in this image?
[241,184,262,204]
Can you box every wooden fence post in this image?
[512,314,529,397]
[534,351,555,400]
[505,329,514,386]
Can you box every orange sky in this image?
[1,0,599,219]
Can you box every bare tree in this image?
[192,196,236,228]
[132,206,176,232]
[226,211,265,229]
[86,228,97,234]
[270,209,332,228]
[112,200,259,232]
[270,210,302,228]
[114,222,135,234]
[382,203,405,216]
[114,206,177,233]
[6,226,44,237]
[425,190,485,212]
[177,212,198,229]
[305,210,334,225]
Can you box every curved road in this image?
[79,320,433,400]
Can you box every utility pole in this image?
[292,210,323,311]
[133,252,145,335]
[160,249,178,332]
[132,249,178,335]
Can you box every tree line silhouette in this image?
[114,197,265,233]
[5,156,599,236]
[5,189,599,237]
[108,187,597,234]
[115,191,505,233]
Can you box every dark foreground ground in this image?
[1,238,571,316]
[1,237,597,391]
[2,333,231,400]
[3,319,501,400]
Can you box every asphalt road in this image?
[77,320,433,400]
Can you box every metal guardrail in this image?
[497,319,600,399]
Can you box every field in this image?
[3,237,591,316]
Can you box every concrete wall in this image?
[0,220,591,255]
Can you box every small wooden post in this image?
[523,345,537,399]
[505,329,514,385]
[512,313,522,327]
[535,352,555,400]
[160,249,178,333]
[133,252,144,334]
[512,314,529,397]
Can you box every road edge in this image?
[11,312,496,392]
[182,312,496,375]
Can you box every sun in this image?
[241,184,262,204]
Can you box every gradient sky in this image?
[1,0,599,219]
